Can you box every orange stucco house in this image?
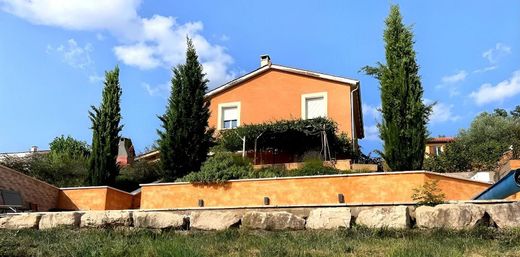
[136,55,364,163]
[207,55,364,142]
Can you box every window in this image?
[301,92,327,119]
[429,145,443,156]
[433,146,443,156]
[218,102,241,130]
[222,106,238,129]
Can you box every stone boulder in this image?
[1,213,42,229]
[306,208,351,229]
[80,211,132,228]
[415,204,486,229]
[485,202,520,228]
[39,212,82,229]
[190,211,241,230]
[242,211,305,230]
[356,206,410,229]
[133,211,186,229]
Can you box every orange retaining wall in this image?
[58,186,133,211]
[140,171,492,209]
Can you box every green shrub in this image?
[250,159,342,179]
[411,180,446,206]
[216,118,357,160]
[250,166,287,178]
[181,151,253,183]
[114,161,162,192]
[291,158,340,176]
[0,154,88,187]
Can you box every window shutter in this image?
[306,97,326,119]
[222,107,238,121]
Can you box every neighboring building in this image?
[425,137,456,157]
[207,55,364,141]
[1,139,135,167]
[136,55,364,163]
[0,146,49,161]
[117,138,136,166]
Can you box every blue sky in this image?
[0,0,519,155]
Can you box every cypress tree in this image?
[362,5,431,171]
[88,66,123,185]
[158,38,213,181]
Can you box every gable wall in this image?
[208,69,353,136]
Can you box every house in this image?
[425,137,456,157]
[136,55,364,163]
[207,55,364,142]
[0,146,50,161]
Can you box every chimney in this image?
[260,54,271,67]
[30,146,38,153]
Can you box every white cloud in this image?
[362,103,381,121]
[441,70,467,84]
[470,70,520,105]
[424,99,461,123]
[114,43,161,69]
[0,0,141,31]
[1,0,235,88]
[473,43,511,73]
[88,74,104,83]
[96,33,105,41]
[142,82,170,97]
[219,34,230,41]
[363,125,380,141]
[47,38,93,70]
[436,70,467,97]
[482,43,511,64]
[473,65,497,73]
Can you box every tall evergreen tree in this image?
[362,5,431,171]
[88,66,123,185]
[158,38,213,181]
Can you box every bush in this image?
[0,154,89,187]
[182,153,344,183]
[250,166,287,178]
[217,118,357,160]
[291,158,340,176]
[181,151,253,183]
[114,161,162,192]
[411,180,446,206]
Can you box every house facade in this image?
[135,55,364,163]
[425,137,456,157]
[206,55,364,143]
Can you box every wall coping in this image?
[59,186,133,195]
[140,170,493,187]
[138,199,517,211]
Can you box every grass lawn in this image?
[1,226,520,257]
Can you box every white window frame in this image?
[217,102,241,130]
[301,92,328,120]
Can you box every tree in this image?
[157,38,213,181]
[362,5,431,171]
[493,108,508,117]
[87,66,123,186]
[510,105,520,118]
[0,136,90,187]
[424,110,520,172]
[49,135,90,159]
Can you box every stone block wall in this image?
[3,202,520,231]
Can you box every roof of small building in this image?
[427,137,456,144]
